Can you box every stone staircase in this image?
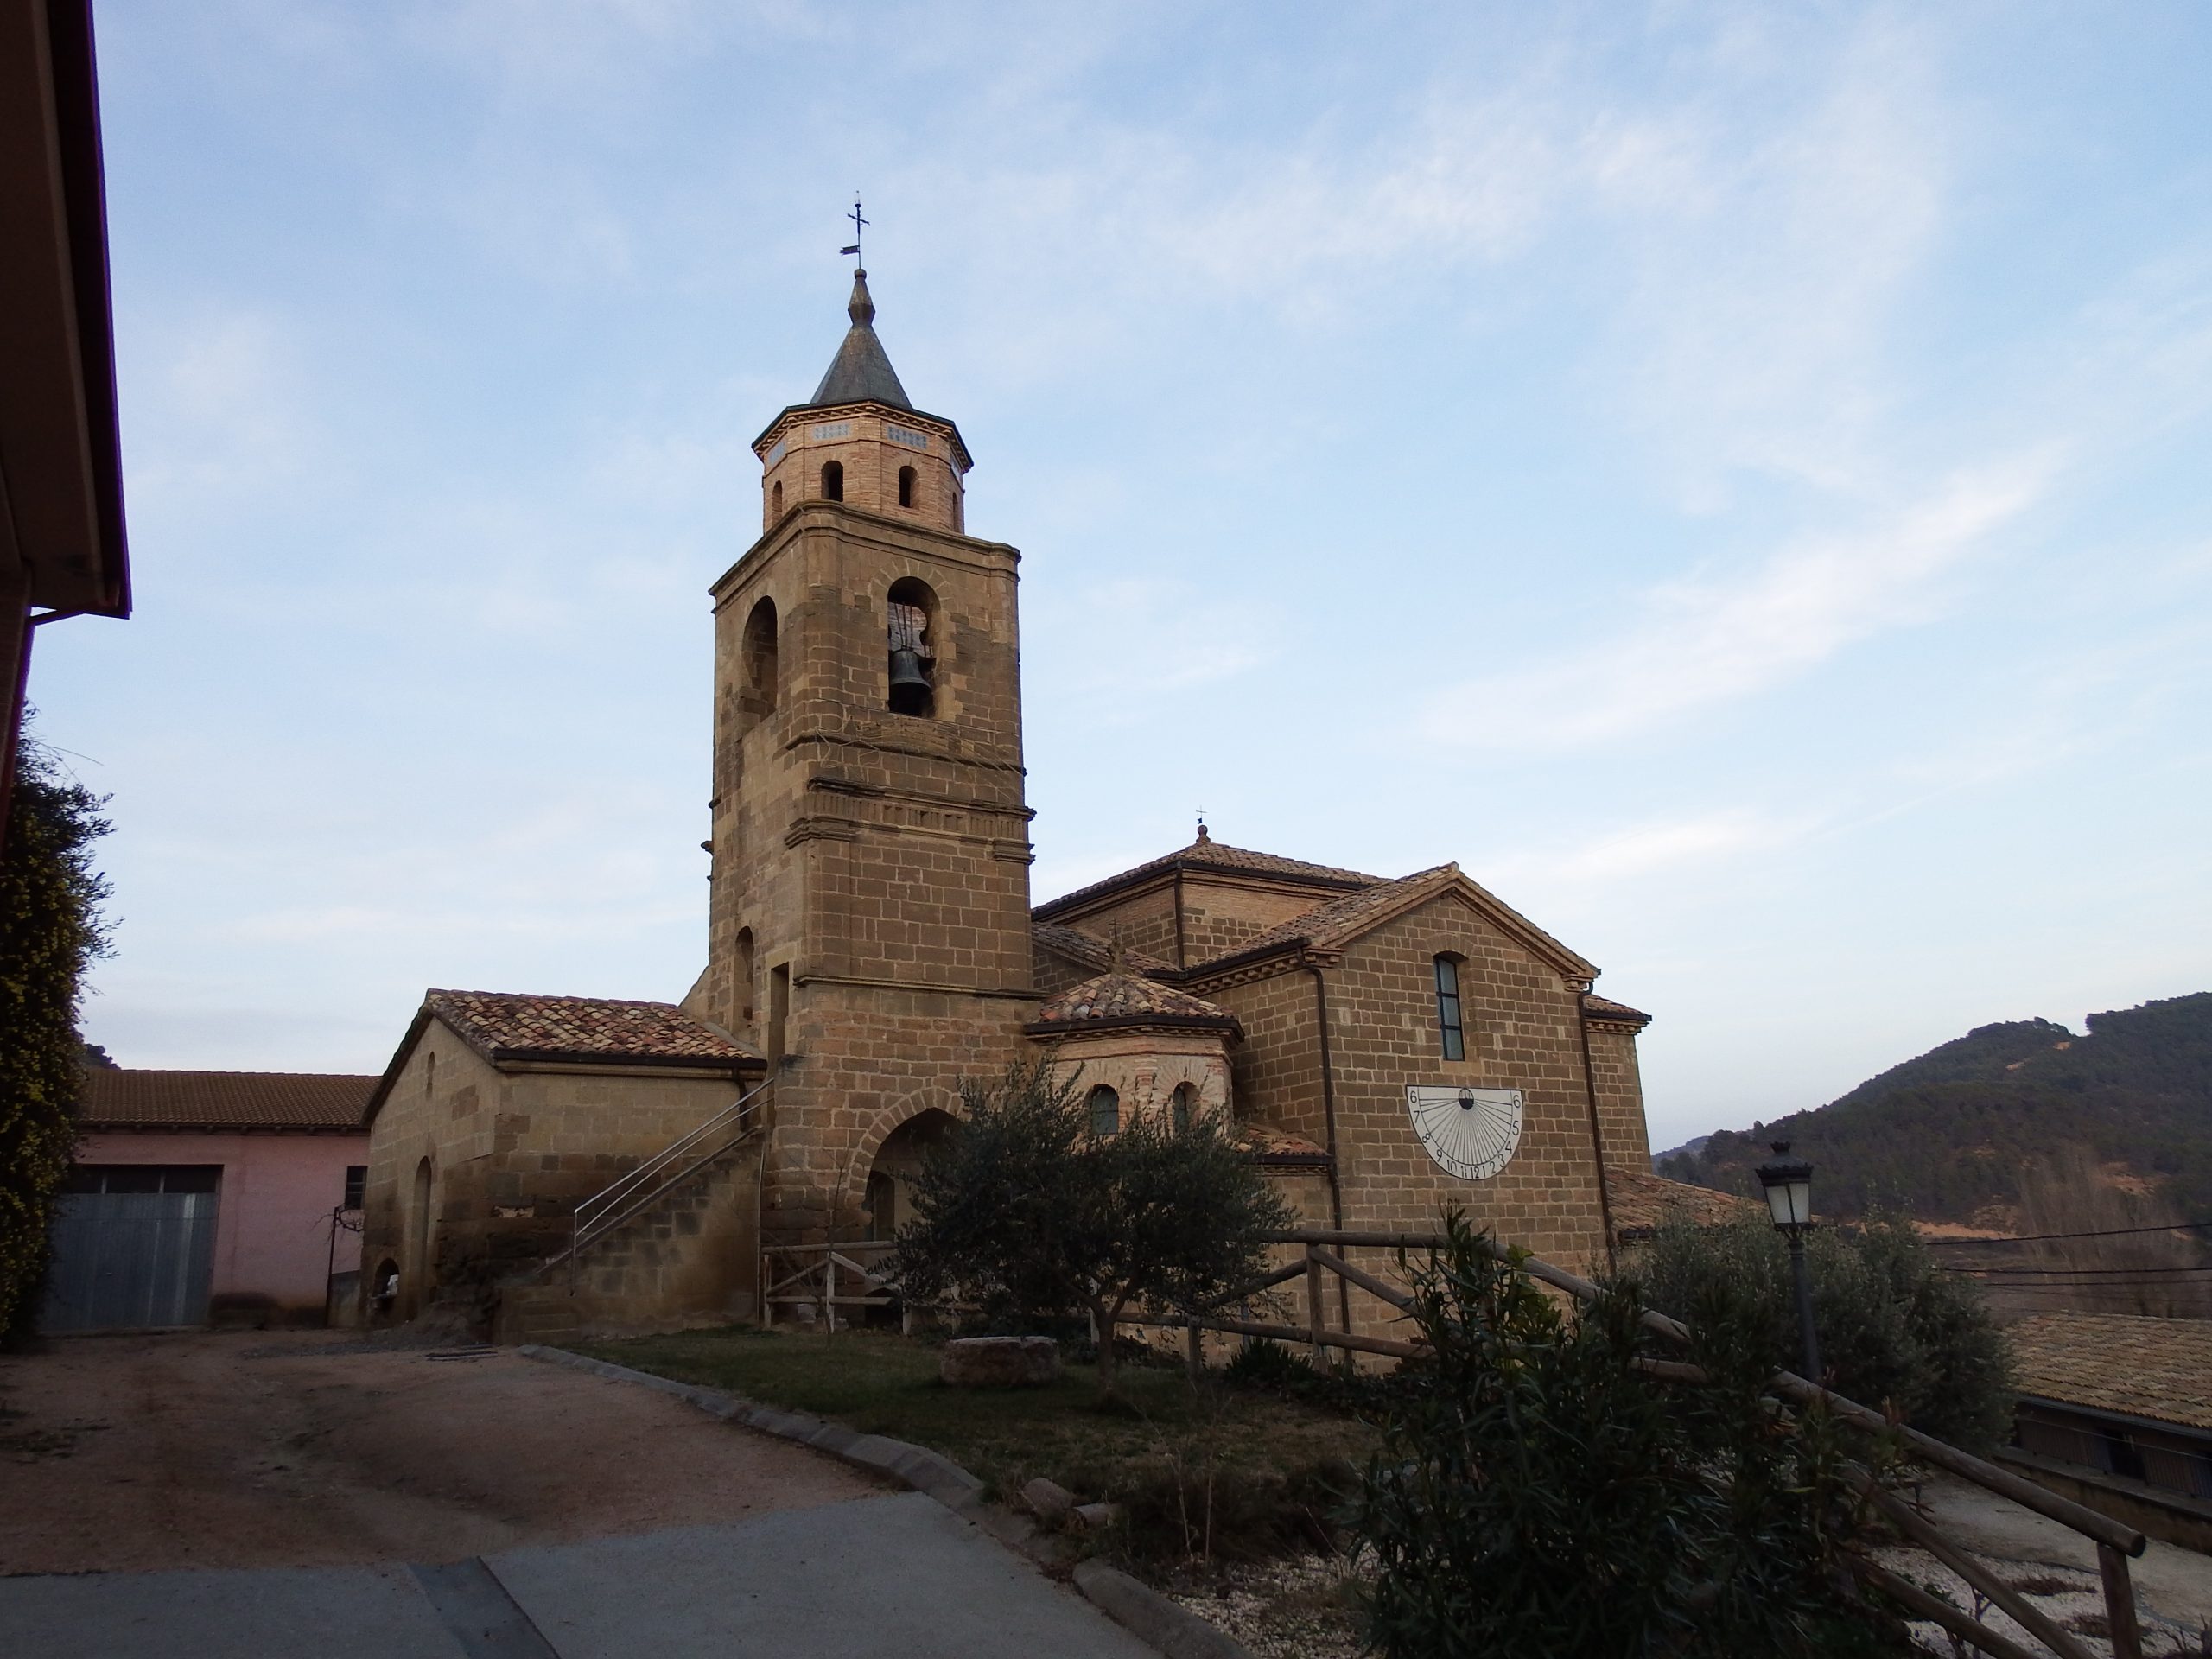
[493,1114,767,1344]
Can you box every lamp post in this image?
[1756,1141,1821,1382]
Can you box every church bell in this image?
[887,648,931,696]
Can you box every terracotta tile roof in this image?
[78,1069,375,1131]
[1026,971,1243,1038]
[1236,1121,1330,1163]
[1035,835,1382,919]
[1584,994,1653,1027]
[1198,866,1457,966]
[1030,921,1177,978]
[2008,1313,2212,1433]
[426,990,760,1069]
[1606,1167,1761,1239]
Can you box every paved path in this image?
[0,1493,1154,1659]
[0,1333,1154,1658]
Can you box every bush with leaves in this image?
[1633,1210,2013,1453]
[893,1054,1293,1399]
[1352,1213,1907,1659]
[0,729,112,1344]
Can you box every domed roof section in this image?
[807,269,912,410]
[1027,970,1243,1039]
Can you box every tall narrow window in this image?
[821,460,844,501]
[1169,1082,1195,1135]
[736,928,756,1030]
[343,1165,368,1211]
[772,479,784,518]
[1088,1084,1121,1137]
[897,465,916,508]
[1433,956,1465,1061]
[768,963,791,1063]
[742,598,779,712]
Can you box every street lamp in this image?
[1756,1141,1821,1382]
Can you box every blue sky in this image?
[41,1,2212,1153]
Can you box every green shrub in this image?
[0,728,112,1344]
[1351,1213,1904,1659]
[1634,1210,2013,1452]
[894,1054,1293,1400]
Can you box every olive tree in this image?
[893,1055,1293,1399]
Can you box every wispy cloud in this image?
[1421,454,2057,750]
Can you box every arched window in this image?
[772,479,784,518]
[743,597,779,711]
[1433,955,1466,1062]
[897,465,917,508]
[1169,1082,1194,1135]
[887,575,937,718]
[1087,1084,1121,1137]
[821,460,844,502]
[736,928,756,1030]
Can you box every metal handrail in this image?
[564,1077,773,1281]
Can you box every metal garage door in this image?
[41,1166,221,1332]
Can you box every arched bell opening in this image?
[886,576,938,718]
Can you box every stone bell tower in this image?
[692,267,1038,1246]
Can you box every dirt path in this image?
[0,1330,880,1575]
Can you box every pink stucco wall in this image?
[75,1129,367,1317]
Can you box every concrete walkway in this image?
[0,1491,1157,1659]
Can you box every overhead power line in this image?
[1923,1219,2212,1247]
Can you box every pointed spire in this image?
[809,267,912,410]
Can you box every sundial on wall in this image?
[1405,1085,1524,1182]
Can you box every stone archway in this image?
[861,1108,957,1243]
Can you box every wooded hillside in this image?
[1656,993,2212,1228]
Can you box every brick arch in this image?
[839,1093,964,1213]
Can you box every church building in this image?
[355,269,1659,1341]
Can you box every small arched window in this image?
[743,597,779,711]
[1169,1082,1195,1135]
[887,575,938,718]
[1433,955,1466,1062]
[897,465,917,508]
[772,479,784,518]
[821,460,844,502]
[1088,1084,1121,1137]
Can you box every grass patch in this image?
[574,1325,1377,1561]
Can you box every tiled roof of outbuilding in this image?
[1217,865,1457,962]
[1236,1121,1331,1163]
[1030,921,1177,978]
[2009,1313,2212,1433]
[425,990,760,1069]
[1605,1167,1759,1240]
[1027,972,1242,1038]
[1035,835,1381,919]
[79,1069,375,1131]
[1584,994,1653,1027]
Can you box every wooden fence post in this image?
[825,1251,837,1337]
[1185,1320,1202,1379]
[1306,1245,1325,1365]
[2098,1543,2143,1659]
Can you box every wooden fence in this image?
[760,1226,2148,1659]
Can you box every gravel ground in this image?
[1167,1554,1368,1659]
[0,1329,880,1575]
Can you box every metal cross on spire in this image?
[839,197,868,268]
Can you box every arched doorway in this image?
[410,1156,434,1315]
[861,1109,955,1326]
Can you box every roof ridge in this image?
[1035,838,1383,919]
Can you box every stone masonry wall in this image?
[359,1020,753,1325]
[1585,1020,1652,1170]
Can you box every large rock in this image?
[940,1335,1060,1388]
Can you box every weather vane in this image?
[839,196,868,269]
